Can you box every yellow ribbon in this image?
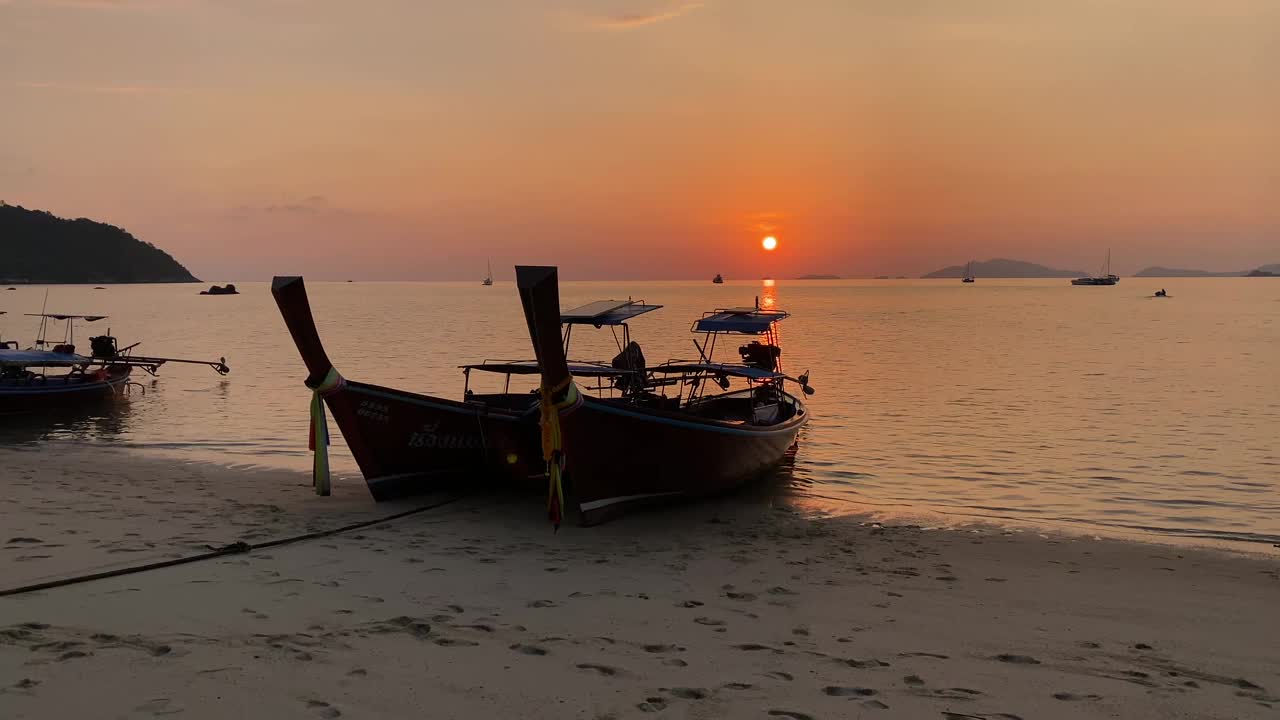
[539,377,578,528]
[309,367,344,497]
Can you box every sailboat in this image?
[1071,250,1120,286]
[962,261,975,283]
[482,259,494,286]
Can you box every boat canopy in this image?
[693,307,789,334]
[560,300,661,327]
[23,313,107,322]
[0,349,90,367]
[651,362,785,381]
[462,360,635,377]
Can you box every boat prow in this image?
[271,276,543,499]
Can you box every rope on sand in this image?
[0,494,468,599]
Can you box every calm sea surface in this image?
[2,279,1277,546]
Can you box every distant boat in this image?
[962,261,975,283]
[482,259,494,286]
[1072,250,1120,286]
[713,274,724,284]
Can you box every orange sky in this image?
[2,0,1277,279]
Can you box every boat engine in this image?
[90,335,119,359]
[739,341,780,372]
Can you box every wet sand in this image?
[2,445,1278,719]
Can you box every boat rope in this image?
[308,367,345,496]
[0,493,467,599]
[539,377,578,530]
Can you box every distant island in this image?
[796,274,840,280]
[922,258,1085,279]
[1135,264,1280,277]
[0,203,198,284]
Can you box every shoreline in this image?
[2,446,1278,719]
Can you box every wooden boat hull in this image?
[562,395,805,525]
[515,264,808,526]
[0,365,131,412]
[317,378,543,500]
[271,276,544,501]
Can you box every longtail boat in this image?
[0,313,229,412]
[516,265,811,526]
[270,276,659,499]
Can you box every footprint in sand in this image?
[725,591,757,601]
[306,700,342,718]
[824,686,878,697]
[767,711,815,720]
[433,637,479,647]
[764,671,794,681]
[643,643,683,654]
[509,644,548,656]
[346,668,367,677]
[668,687,708,700]
[663,658,688,667]
[637,697,668,712]
[14,678,41,690]
[577,663,621,677]
[527,600,558,608]
[842,658,890,669]
[903,675,925,686]
[994,654,1040,665]
[694,617,725,627]
[677,600,704,608]
[721,682,753,690]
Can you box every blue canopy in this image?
[561,300,661,326]
[0,349,90,367]
[693,308,789,334]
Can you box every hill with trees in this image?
[0,203,197,284]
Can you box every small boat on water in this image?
[516,265,811,526]
[1154,289,1169,298]
[271,276,661,499]
[482,260,494,286]
[962,261,975,283]
[1072,250,1120,286]
[0,313,229,411]
[713,273,724,284]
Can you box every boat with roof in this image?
[270,275,662,499]
[516,265,812,526]
[0,311,229,411]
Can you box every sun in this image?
[762,236,778,251]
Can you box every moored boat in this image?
[1072,250,1120,286]
[713,273,724,284]
[0,313,228,412]
[516,265,811,526]
[962,261,975,283]
[270,276,659,499]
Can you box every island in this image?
[796,274,841,280]
[1136,264,1280,277]
[0,203,198,284]
[922,258,1086,279]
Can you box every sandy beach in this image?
[2,445,1277,719]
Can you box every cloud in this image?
[585,1,703,30]
[17,81,182,95]
[228,195,338,218]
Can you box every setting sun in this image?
[762,236,778,251]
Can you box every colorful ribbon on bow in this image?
[308,367,345,496]
[539,377,578,529]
